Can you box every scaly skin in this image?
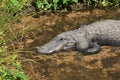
[37,19,120,54]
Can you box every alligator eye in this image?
[60,38,64,41]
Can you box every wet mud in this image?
[9,8,120,80]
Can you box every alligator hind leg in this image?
[83,42,101,55]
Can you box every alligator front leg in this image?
[83,42,101,55]
[76,37,89,51]
[75,33,101,55]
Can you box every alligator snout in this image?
[37,47,54,54]
[37,32,77,54]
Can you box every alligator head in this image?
[37,31,76,54]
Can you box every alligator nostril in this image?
[37,47,44,53]
[36,47,45,52]
[40,47,46,50]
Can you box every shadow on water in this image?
[11,8,120,80]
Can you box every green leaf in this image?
[53,3,58,10]
[43,0,49,4]
[0,31,3,35]
[16,72,28,80]
[72,0,78,3]
[36,0,43,8]
[102,0,109,7]
[11,55,17,60]
[53,0,59,3]
[93,0,99,2]
[22,0,28,4]
[46,4,52,9]
[10,0,19,7]
[63,0,68,4]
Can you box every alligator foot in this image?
[83,42,101,55]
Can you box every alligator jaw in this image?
[37,47,54,54]
[37,40,64,54]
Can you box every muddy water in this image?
[12,8,120,80]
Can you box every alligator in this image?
[37,19,120,55]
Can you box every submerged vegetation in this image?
[0,0,120,80]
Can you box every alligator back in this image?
[80,19,120,46]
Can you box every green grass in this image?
[0,54,27,80]
[0,0,30,80]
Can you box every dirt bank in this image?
[9,8,120,80]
